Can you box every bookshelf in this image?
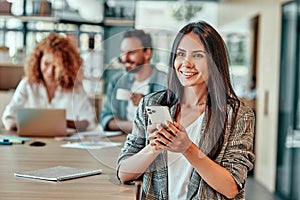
[0,0,136,91]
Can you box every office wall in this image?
[0,91,13,128]
[218,0,291,192]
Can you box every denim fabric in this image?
[100,66,168,131]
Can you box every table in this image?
[0,132,135,200]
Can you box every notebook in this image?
[14,166,102,182]
[17,108,69,137]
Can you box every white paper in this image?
[61,141,122,149]
[55,124,123,141]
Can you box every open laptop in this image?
[17,108,69,137]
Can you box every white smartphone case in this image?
[145,106,173,124]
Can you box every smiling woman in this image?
[116,21,255,200]
[174,32,209,89]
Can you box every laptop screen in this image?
[17,108,67,137]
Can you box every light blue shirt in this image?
[100,66,167,131]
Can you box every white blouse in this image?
[168,113,204,200]
[2,78,96,130]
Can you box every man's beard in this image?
[127,64,144,73]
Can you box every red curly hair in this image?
[24,33,83,90]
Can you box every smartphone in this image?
[145,106,173,124]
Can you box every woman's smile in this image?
[180,70,199,79]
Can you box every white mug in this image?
[116,88,131,100]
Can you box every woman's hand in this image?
[147,123,164,153]
[67,120,88,131]
[153,121,193,154]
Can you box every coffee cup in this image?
[116,88,131,100]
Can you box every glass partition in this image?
[276,1,300,199]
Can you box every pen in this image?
[1,139,25,144]
[0,141,12,145]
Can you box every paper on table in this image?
[103,131,124,137]
[61,141,122,149]
[56,124,123,141]
[58,131,123,141]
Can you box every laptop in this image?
[17,108,69,137]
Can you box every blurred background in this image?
[0,0,299,199]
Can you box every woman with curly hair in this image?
[2,33,96,131]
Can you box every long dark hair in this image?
[167,21,240,159]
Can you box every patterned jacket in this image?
[117,90,255,200]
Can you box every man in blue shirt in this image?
[100,29,167,133]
